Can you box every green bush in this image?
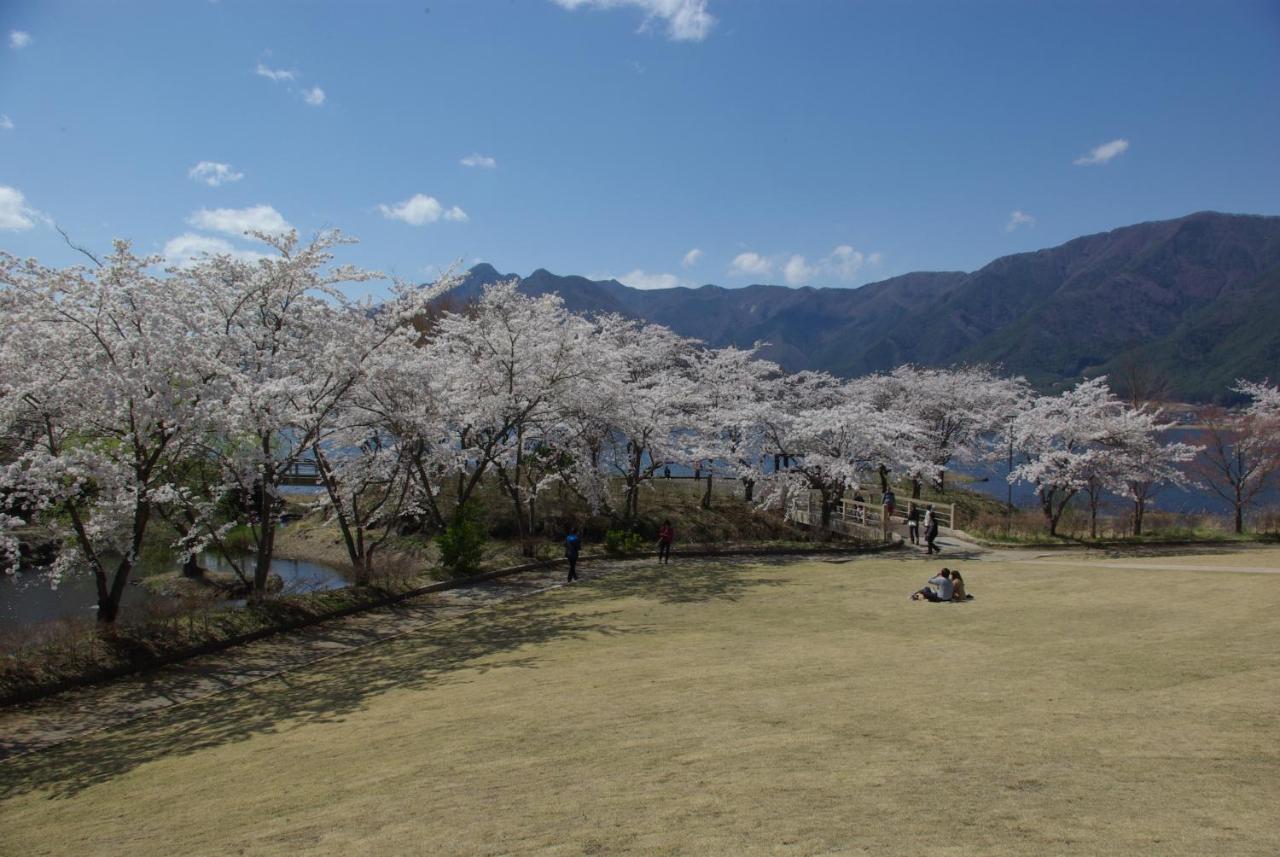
[437,503,487,577]
[604,529,647,555]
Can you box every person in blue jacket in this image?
[565,527,582,582]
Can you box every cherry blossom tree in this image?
[423,281,598,554]
[1108,408,1200,536]
[177,231,457,598]
[1007,377,1121,536]
[0,242,220,622]
[1192,381,1280,533]
[684,345,781,509]
[755,372,927,529]
[593,317,697,522]
[858,365,1030,496]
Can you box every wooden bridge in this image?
[786,491,957,543]
[281,459,322,487]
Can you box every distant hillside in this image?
[442,212,1280,402]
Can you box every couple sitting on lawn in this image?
[911,567,973,602]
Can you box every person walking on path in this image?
[657,520,675,564]
[882,488,896,522]
[924,505,940,555]
[907,503,921,545]
[565,527,582,582]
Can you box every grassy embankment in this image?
[3,547,1278,855]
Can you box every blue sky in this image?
[2,0,1279,297]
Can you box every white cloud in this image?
[9,30,31,49]
[1005,210,1036,232]
[188,161,244,187]
[0,114,12,131]
[826,245,870,279]
[255,62,296,82]
[0,185,40,230]
[729,251,772,277]
[163,233,267,267]
[1074,138,1129,166]
[550,0,715,42]
[461,153,497,169]
[618,269,680,290]
[302,86,326,106]
[783,255,813,287]
[742,245,882,286]
[187,204,292,238]
[379,194,467,226]
[681,247,703,268]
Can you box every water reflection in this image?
[0,552,350,631]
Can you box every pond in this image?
[0,552,351,631]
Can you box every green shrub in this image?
[437,503,487,577]
[604,529,647,555]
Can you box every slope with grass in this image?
[2,549,1278,856]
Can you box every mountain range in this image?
[446,211,1280,402]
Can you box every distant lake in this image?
[956,427,1279,516]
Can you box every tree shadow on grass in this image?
[0,599,631,801]
[0,557,794,801]
[581,555,796,605]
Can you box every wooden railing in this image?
[786,491,957,542]
[842,496,956,530]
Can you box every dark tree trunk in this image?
[911,478,921,499]
[701,472,712,509]
[182,553,202,578]
[253,450,278,602]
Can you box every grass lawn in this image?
[2,549,1279,856]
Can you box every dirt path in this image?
[1021,558,1280,574]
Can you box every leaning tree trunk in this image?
[1040,489,1058,537]
[98,501,150,624]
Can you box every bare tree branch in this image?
[55,224,103,268]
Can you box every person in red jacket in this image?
[657,520,675,564]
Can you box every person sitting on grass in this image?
[911,568,953,602]
[950,568,970,601]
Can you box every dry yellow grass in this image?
[3,549,1279,856]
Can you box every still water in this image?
[0,552,350,630]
